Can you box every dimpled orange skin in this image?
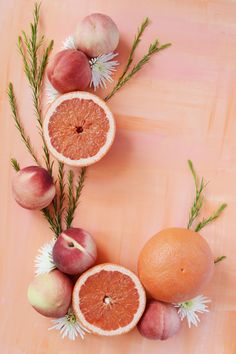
[138,228,214,303]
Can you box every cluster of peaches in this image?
[47,13,119,94]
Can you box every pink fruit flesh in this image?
[52,228,97,275]
[47,49,92,93]
[12,166,56,210]
[48,98,109,160]
[74,13,119,57]
[27,270,73,318]
[137,300,181,340]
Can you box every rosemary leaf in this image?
[54,162,65,234]
[11,158,21,172]
[7,82,40,165]
[195,203,227,232]
[214,255,226,264]
[65,170,75,228]
[58,162,65,215]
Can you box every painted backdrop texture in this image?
[0,0,236,353]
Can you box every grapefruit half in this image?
[43,92,115,166]
[72,263,146,336]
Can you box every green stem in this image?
[214,256,226,264]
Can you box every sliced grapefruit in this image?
[43,92,115,166]
[72,263,146,336]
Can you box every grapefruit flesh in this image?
[72,263,146,336]
[43,92,115,166]
[138,228,214,303]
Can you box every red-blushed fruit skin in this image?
[137,300,181,340]
[52,228,97,275]
[74,13,119,57]
[47,49,92,93]
[12,166,56,210]
[27,270,73,318]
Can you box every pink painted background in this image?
[1,0,236,353]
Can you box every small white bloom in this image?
[34,238,56,276]
[61,35,76,50]
[45,80,60,104]
[89,52,119,90]
[49,308,90,340]
[175,295,211,328]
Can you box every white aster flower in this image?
[49,308,90,340]
[45,80,60,104]
[34,238,56,276]
[89,52,119,90]
[175,295,211,328]
[61,35,76,50]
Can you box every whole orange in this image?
[138,228,214,303]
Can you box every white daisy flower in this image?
[175,295,211,328]
[34,238,56,276]
[61,35,76,50]
[49,308,90,340]
[89,52,119,90]
[45,80,60,104]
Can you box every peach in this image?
[27,270,73,318]
[137,300,181,340]
[47,49,92,93]
[52,228,97,275]
[12,166,55,210]
[74,13,119,57]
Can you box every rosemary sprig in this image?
[11,158,21,172]
[105,40,171,101]
[41,207,58,235]
[65,170,74,229]
[187,160,207,229]
[17,2,54,174]
[214,256,226,264]
[8,82,40,165]
[187,160,227,232]
[195,203,227,232]
[73,167,86,212]
[65,168,86,229]
[117,17,150,84]
[58,162,65,217]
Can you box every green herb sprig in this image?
[65,168,86,229]
[17,2,53,174]
[8,83,40,166]
[187,160,227,263]
[105,18,171,101]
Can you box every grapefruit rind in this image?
[72,263,146,336]
[43,91,116,167]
